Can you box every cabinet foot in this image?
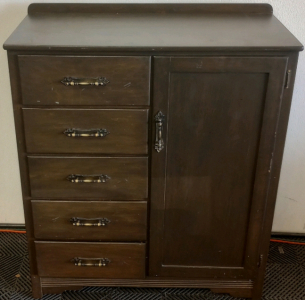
[31,275,43,299]
[251,285,264,300]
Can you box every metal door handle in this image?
[73,257,110,267]
[154,111,165,153]
[64,128,109,137]
[67,174,110,183]
[70,217,110,227]
[61,77,110,86]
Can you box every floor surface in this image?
[0,232,305,299]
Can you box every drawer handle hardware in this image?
[67,174,110,183]
[64,128,110,137]
[70,217,110,227]
[61,77,110,86]
[154,111,165,153]
[73,257,110,267]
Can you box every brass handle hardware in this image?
[70,217,110,227]
[154,111,165,153]
[67,174,110,183]
[73,257,110,267]
[64,128,110,137]
[61,77,110,86]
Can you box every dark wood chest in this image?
[3,3,303,299]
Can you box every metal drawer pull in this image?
[73,257,110,267]
[67,174,110,183]
[70,217,110,227]
[61,77,110,86]
[64,128,110,137]
[154,111,165,153]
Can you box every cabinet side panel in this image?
[252,52,299,299]
[7,53,40,289]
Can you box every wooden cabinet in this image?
[3,3,303,299]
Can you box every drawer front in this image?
[23,109,148,154]
[32,200,147,241]
[35,242,146,278]
[18,56,150,106]
[28,157,148,199]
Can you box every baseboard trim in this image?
[271,232,305,237]
[0,223,26,230]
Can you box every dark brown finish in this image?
[41,276,253,288]
[42,284,252,299]
[18,56,150,106]
[32,200,147,241]
[7,52,40,284]
[28,3,273,15]
[23,109,148,154]
[3,5,303,52]
[4,3,303,300]
[149,56,288,278]
[252,52,300,299]
[28,157,148,199]
[35,242,146,278]
[41,278,253,298]
[31,275,42,299]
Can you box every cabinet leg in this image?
[251,256,266,299]
[251,281,264,300]
[31,275,43,299]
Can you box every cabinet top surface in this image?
[3,3,303,52]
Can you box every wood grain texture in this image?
[3,3,303,299]
[252,52,300,300]
[28,157,148,200]
[23,108,148,154]
[40,276,253,298]
[7,53,41,297]
[3,6,302,52]
[18,56,150,106]
[32,200,147,241]
[41,276,253,288]
[149,56,288,279]
[35,242,146,278]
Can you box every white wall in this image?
[0,0,304,232]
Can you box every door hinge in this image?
[285,70,291,89]
[258,254,264,268]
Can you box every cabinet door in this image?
[149,56,288,279]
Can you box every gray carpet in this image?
[1,232,305,299]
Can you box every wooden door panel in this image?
[149,57,288,278]
[163,72,267,267]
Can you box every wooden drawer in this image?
[23,108,148,154]
[18,56,150,106]
[28,157,148,199]
[32,200,147,241]
[35,241,146,278]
